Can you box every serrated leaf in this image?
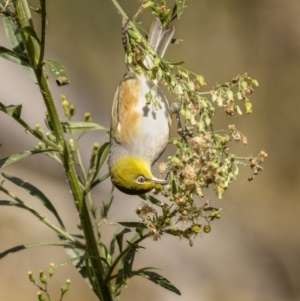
[116,228,131,253]
[0,46,30,66]
[0,103,22,118]
[2,173,65,228]
[60,122,108,134]
[0,149,52,168]
[15,26,41,44]
[0,241,75,259]
[45,59,70,83]
[133,270,181,295]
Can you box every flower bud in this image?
[39,270,47,284]
[69,104,76,117]
[244,101,252,114]
[61,279,71,294]
[141,1,155,9]
[46,132,56,143]
[69,139,76,153]
[28,271,35,283]
[61,95,70,118]
[84,112,92,122]
[49,263,55,277]
[191,224,201,233]
[35,124,44,136]
[37,291,45,301]
[203,225,211,233]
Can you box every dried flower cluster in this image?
[123,2,267,242]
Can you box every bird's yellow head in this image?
[110,156,168,195]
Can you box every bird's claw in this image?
[171,102,193,137]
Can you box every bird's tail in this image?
[144,18,175,68]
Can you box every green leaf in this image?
[171,179,177,194]
[15,26,41,44]
[100,185,114,218]
[109,236,116,257]
[2,173,65,228]
[3,16,26,55]
[139,194,161,206]
[132,22,147,35]
[90,172,110,189]
[116,222,147,228]
[56,253,109,269]
[45,59,70,84]
[0,46,30,66]
[0,149,53,168]
[70,233,85,239]
[0,200,29,210]
[63,248,94,289]
[60,122,108,134]
[95,142,110,174]
[3,16,37,83]
[116,228,131,253]
[123,248,136,282]
[55,255,86,268]
[0,241,75,259]
[161,58,185,66]
[0,103,22,118]
[132,270,181,295]
[171,38,183,45]
[175,0,186,19]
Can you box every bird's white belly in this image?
[133,75,170,163]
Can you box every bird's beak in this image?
[149,178,169,185]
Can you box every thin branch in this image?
[0,185,84,248]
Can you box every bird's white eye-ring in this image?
[136,176,146,184]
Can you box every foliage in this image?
[0,0,266,300]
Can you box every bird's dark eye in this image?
[136,176,146,184]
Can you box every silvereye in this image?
[109,18,175,195]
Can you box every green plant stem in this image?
[74,138,94,207]
[37,0,46,68]
[110,0,152,52]
[10,115,59,150]
[13,1,113,300]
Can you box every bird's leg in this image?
[170,102,193,137]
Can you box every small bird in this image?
[108,18,175,195]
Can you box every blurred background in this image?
[0,0,299,300]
